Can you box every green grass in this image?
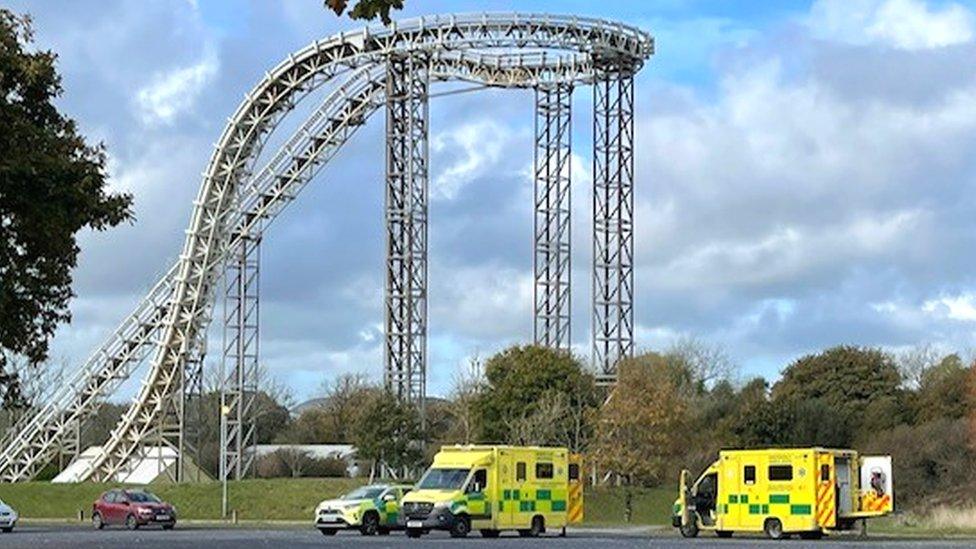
[0,479,676,525]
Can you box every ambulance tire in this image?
[679,520,699,538]
[530,516,545,537]
[359,512,379,536]
[406,528,423,538]
[716,530,733,538]
[449,515,471,538]
[764,518,785,540]
[480,529,500,538]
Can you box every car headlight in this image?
[138,508,153,515]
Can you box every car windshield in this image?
[342,486,385,500]
[127,491,161,503]
[417,468,470,490]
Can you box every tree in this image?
[350,389,424,479]
[0,10,133,407]
[772,346,902,436]
[444,357,485,445]
[475,345,598,444]
[324,0,404,24]
[667,336,738,389]
[592,352,692,521]
[912,354,970,424]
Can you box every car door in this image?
[102,491,120,524]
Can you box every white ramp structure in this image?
[0,13,653,483]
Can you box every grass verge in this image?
[0,479,674,526]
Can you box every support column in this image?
[220,234,260,481]
[384,54,429,422]
[534,83,573,351]
[592,61,635,380]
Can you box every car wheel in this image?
[530,516,545,537]
[320,529,337,536]
[679,520,699,538]
[480,529,500,538]
[125,514,139,531]
[360,512,379,536]
[449,515,470,538]
[92,512,104,530]
[406,528,423,538]
[716,530,733,538]
[764,518,785,540]
[0,527,12,533]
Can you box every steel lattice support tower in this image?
[384,53,429,419]
[592,60,636,378]
[533,83,573,350]
[220,235,260,481]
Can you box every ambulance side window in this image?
[536,462,554,480]
[516,462,527,482]
[769,465,793,481]
[744,465,756,485]
[469,469,487,493]
[568,463,580,481]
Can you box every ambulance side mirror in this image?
[382,494,396,502]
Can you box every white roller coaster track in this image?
[0,13,651,482]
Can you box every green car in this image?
[314,484,412,536]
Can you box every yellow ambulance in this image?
[399,445,584,538]
[673,448,893,539]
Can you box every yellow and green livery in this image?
[314,484,412,536]
[399,445,584,538]
[674,448,893,539]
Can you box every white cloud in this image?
[431,119,522,200]
[810,0,975,50]
[134,50,218,126]
[923,293,976,321]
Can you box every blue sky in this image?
[9,0,976,403]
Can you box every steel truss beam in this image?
[592,59,636,378]
[220,234,260,481]
[534,83,573,350]
[11,15,651,483]
[384,53,429,420]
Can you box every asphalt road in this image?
[1,524,975,548]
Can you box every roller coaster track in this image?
[1,12,651,481]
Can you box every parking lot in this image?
[2,524,976,548]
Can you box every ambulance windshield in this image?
[418,468,470,490]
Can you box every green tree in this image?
[351,389,424,478]
[912,354,970,423]
[772,346,901,435]
[0,10,133,406]
[475,345,598,445]
[324,0,404,24]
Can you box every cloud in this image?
[134,49,219,126]
[810,0,975,50]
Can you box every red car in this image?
[92,489,176,530]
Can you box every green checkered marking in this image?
[748,504,761,515]
[536,489,551,501]
[770,494,789,504]
[740,494,748,504]
[519,500,536,512]
[503,489,512,500]
[762,504,769,514]
[552,500,566,512]
[791,504,812,515]
[728,495,738,503]
[513,489,521,501]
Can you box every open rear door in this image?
[816,452,836,528]
[859,456,894,514]
[568,454,584,523]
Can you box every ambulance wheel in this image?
[449,515,470,538]
[764,518,785,540]
[530,516,545,536]
[679,521,699,538]
[359,512,379,535]
[406,528,423,538]
[480,529,500,538]
[716,530,733,538]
